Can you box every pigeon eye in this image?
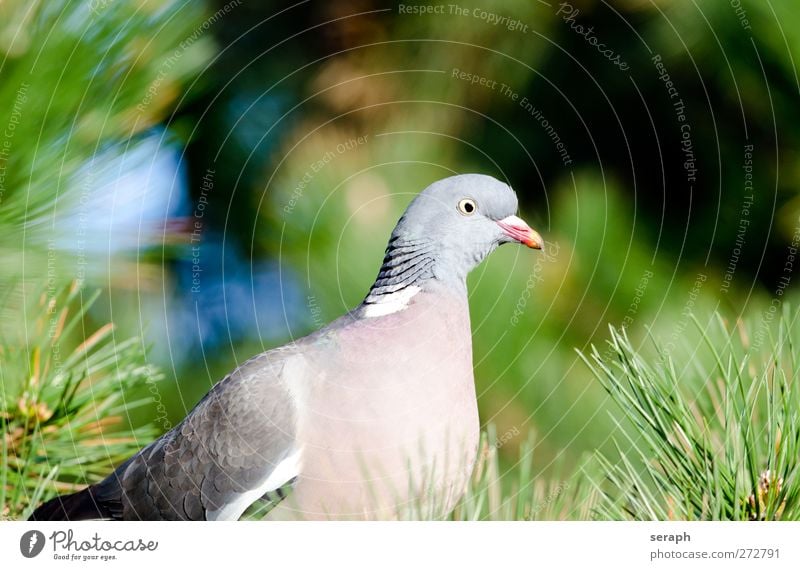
[457,198,477,215]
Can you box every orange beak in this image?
[497,215,543,250]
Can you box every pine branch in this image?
[581,309,800,520]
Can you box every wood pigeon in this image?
[30,173,542,521]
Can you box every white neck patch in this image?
[362,285,421,318]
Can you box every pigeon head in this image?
[363,174,542,313]
[396,173,542,261]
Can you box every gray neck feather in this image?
[364,235,438,305]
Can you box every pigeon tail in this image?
[28,486,111,521]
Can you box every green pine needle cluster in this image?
[1,283,159,520]
[0,0,210,523]
[582,310,800,521]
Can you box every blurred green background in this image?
[1,0,799,492]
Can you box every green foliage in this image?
[452,427,595,521]
[0,0,212,521]
[0,284,159,520]
[0,0,210,282]
[0,0,215,521]
[582,310,800,520]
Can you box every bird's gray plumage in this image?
[70,349,300,520]
[30,173,542,521]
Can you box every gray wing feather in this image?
[97,349,300,520]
